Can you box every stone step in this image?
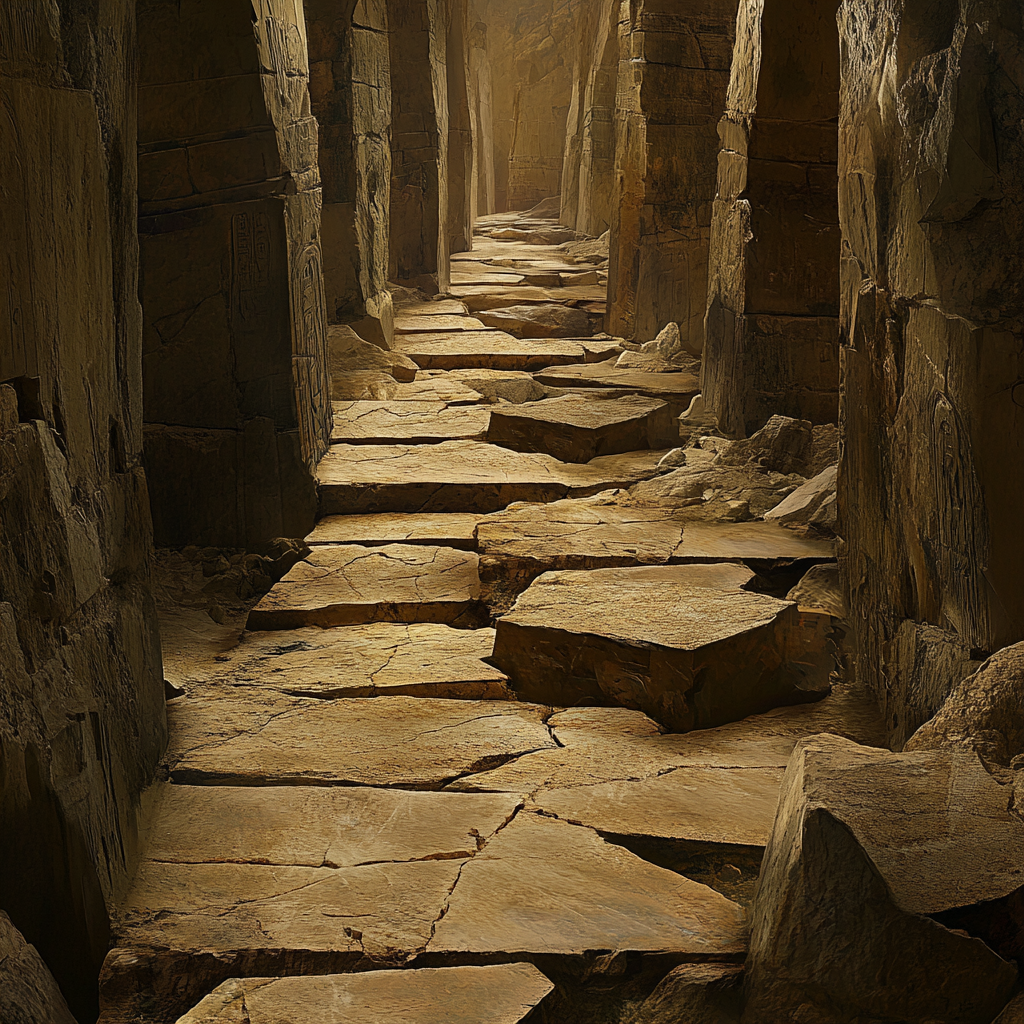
[394,331,586,371]
[171,967,555,1024]
[534,359,701,405]
[394,314,491,334]
[492,564,832,732]
[388,376,487,404]
[308,512,481,550]
[317,441,666,515]
[193,623,509,701]
[486,394,677,462]
[477,303,592,338]
[246,545,486,630]
[332,401,490,444]
[162,694,557,788]
[394,299,471,318]
[453,284,607,311]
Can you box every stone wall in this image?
[560,0,619,237]
[0,2,166,1018]
[703,0,841,439]
[837,0,1024,746]
[305,0,394,345]
[139,0,332,551]
[389,0,451,290]
[607,0,737,344]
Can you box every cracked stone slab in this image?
[332,402,491,444]
[172,966,555,1024]
[427,812,746,959]
[163,694,557,787]
[534,360,700,404]
[308,513,481,550]
[143,784,522,870]
[449,269,526,286]
[387,377,488,404]
[394,314,491,334]
[317,442,666,515]
[671,521,836,563]
[452,284,607,311]
[493,564,831,732]
[394,332,586,371]
[247,545,485,630]
[487,395,677,463]
[395,300,471,318]
[185,624,509,701]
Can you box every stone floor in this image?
[102,214,884,1024]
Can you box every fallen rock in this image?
[188,623,509,700]
[723,415,813,475]
[764,465,837,529]
[615,349,701,375]
[332,401,490,444]
[329,325,418,388]
[492,563,831,731]
[0,911,77,1024]
[246,544,485,630]
[476,303,592,338]
[487,394,676,462]
[629,964,743,1024]
[172,966,555,1024]
[308,512,481,550]
[744,735,1021,1023]
[787,563,845,619]
[394,331,585,371]
[638,321,702,360]
[442,368,548,405]
[906,641,1024,769]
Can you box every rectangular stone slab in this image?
[394,300,470,318]
[387,377,487,404]
[672,522,836,563]
[394,332,586,371]
[192,623,508,700]
[452,284,607,310]
[163,694,557,788]
[492,564,829,732]
[332,401,490,444]
[394,314,490,333]
[487,394,676,462]
[246,545,485,630]
[427,812,746,959]
[534,359,701,402]
[317,441,665,515]
[308,513,481,550]
[173,967,555,1024]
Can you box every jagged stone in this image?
[331,401,490,444]
[162,694,557,787]
[441,369,548,405]
[744,735,1020,1023]
[487,394,676,462]
[722,415,813,476]
[428,811,746,959]
[615,349,701,375]
[181,623,508,700]
[629,964,744,1024]
[329,326,419,385]
[246,544,485,630]
[172,966,555,1024]
[492,563,831,731]
[787,563,845,619]
[476,304,592,338]
[308,513,481,550]
[906,641,1024,770]
[764,465,837,528]
[0,911,77,1024]
[317,441,666,515]
[395,331,586,370]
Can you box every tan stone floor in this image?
[103,215,884,1024]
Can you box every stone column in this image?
[447,0,476,252]
[607,0,737,344]
[389,0,451,291]
[468,18,497,218]
[837,0,1024,745]
[305,0,394,345]
[703,0,841,439]
[139,0,332,551]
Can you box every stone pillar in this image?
[389,0,451,291]
[447,0,476,253]
[837,0,1024,746]
[139,0,332,551]
[703,0,841,439]
[1,3,165,1016]
[607,0,737,344]
[305,0,394,345]
[560,0,619,236]
[468,18,497,218]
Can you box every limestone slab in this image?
[671,521,836,563]
[395,332,586,371]
[493,564,830,731]
[534,359,700,402]
[190,623,508,700]
[332,401,490,444]
[163,695,557,787]
[247,545,484,630]
[174,967,555,1024]
[453,284,608,311]
[389,377,487,404]
[487,394,676,462]
[477,304,592,338]
[317,441,665,515]
[394,300,470,317]
[394,314,490,334]
[308,513,481,550]
[428,812,746,958]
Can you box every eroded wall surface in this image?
[703,0,841,438]
[139,0,332,550]
[607,0,737,345]
[306,0,394,344]
[838,0,1024,746]
[1,3,166,1017]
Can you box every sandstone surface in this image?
[533,359,701,409]
[629,964,744,1024]
[308,512,481,549]
[477,304,593,338]
[332,401,490,444]
[0,912,77,1024]
[396,332,586,370]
